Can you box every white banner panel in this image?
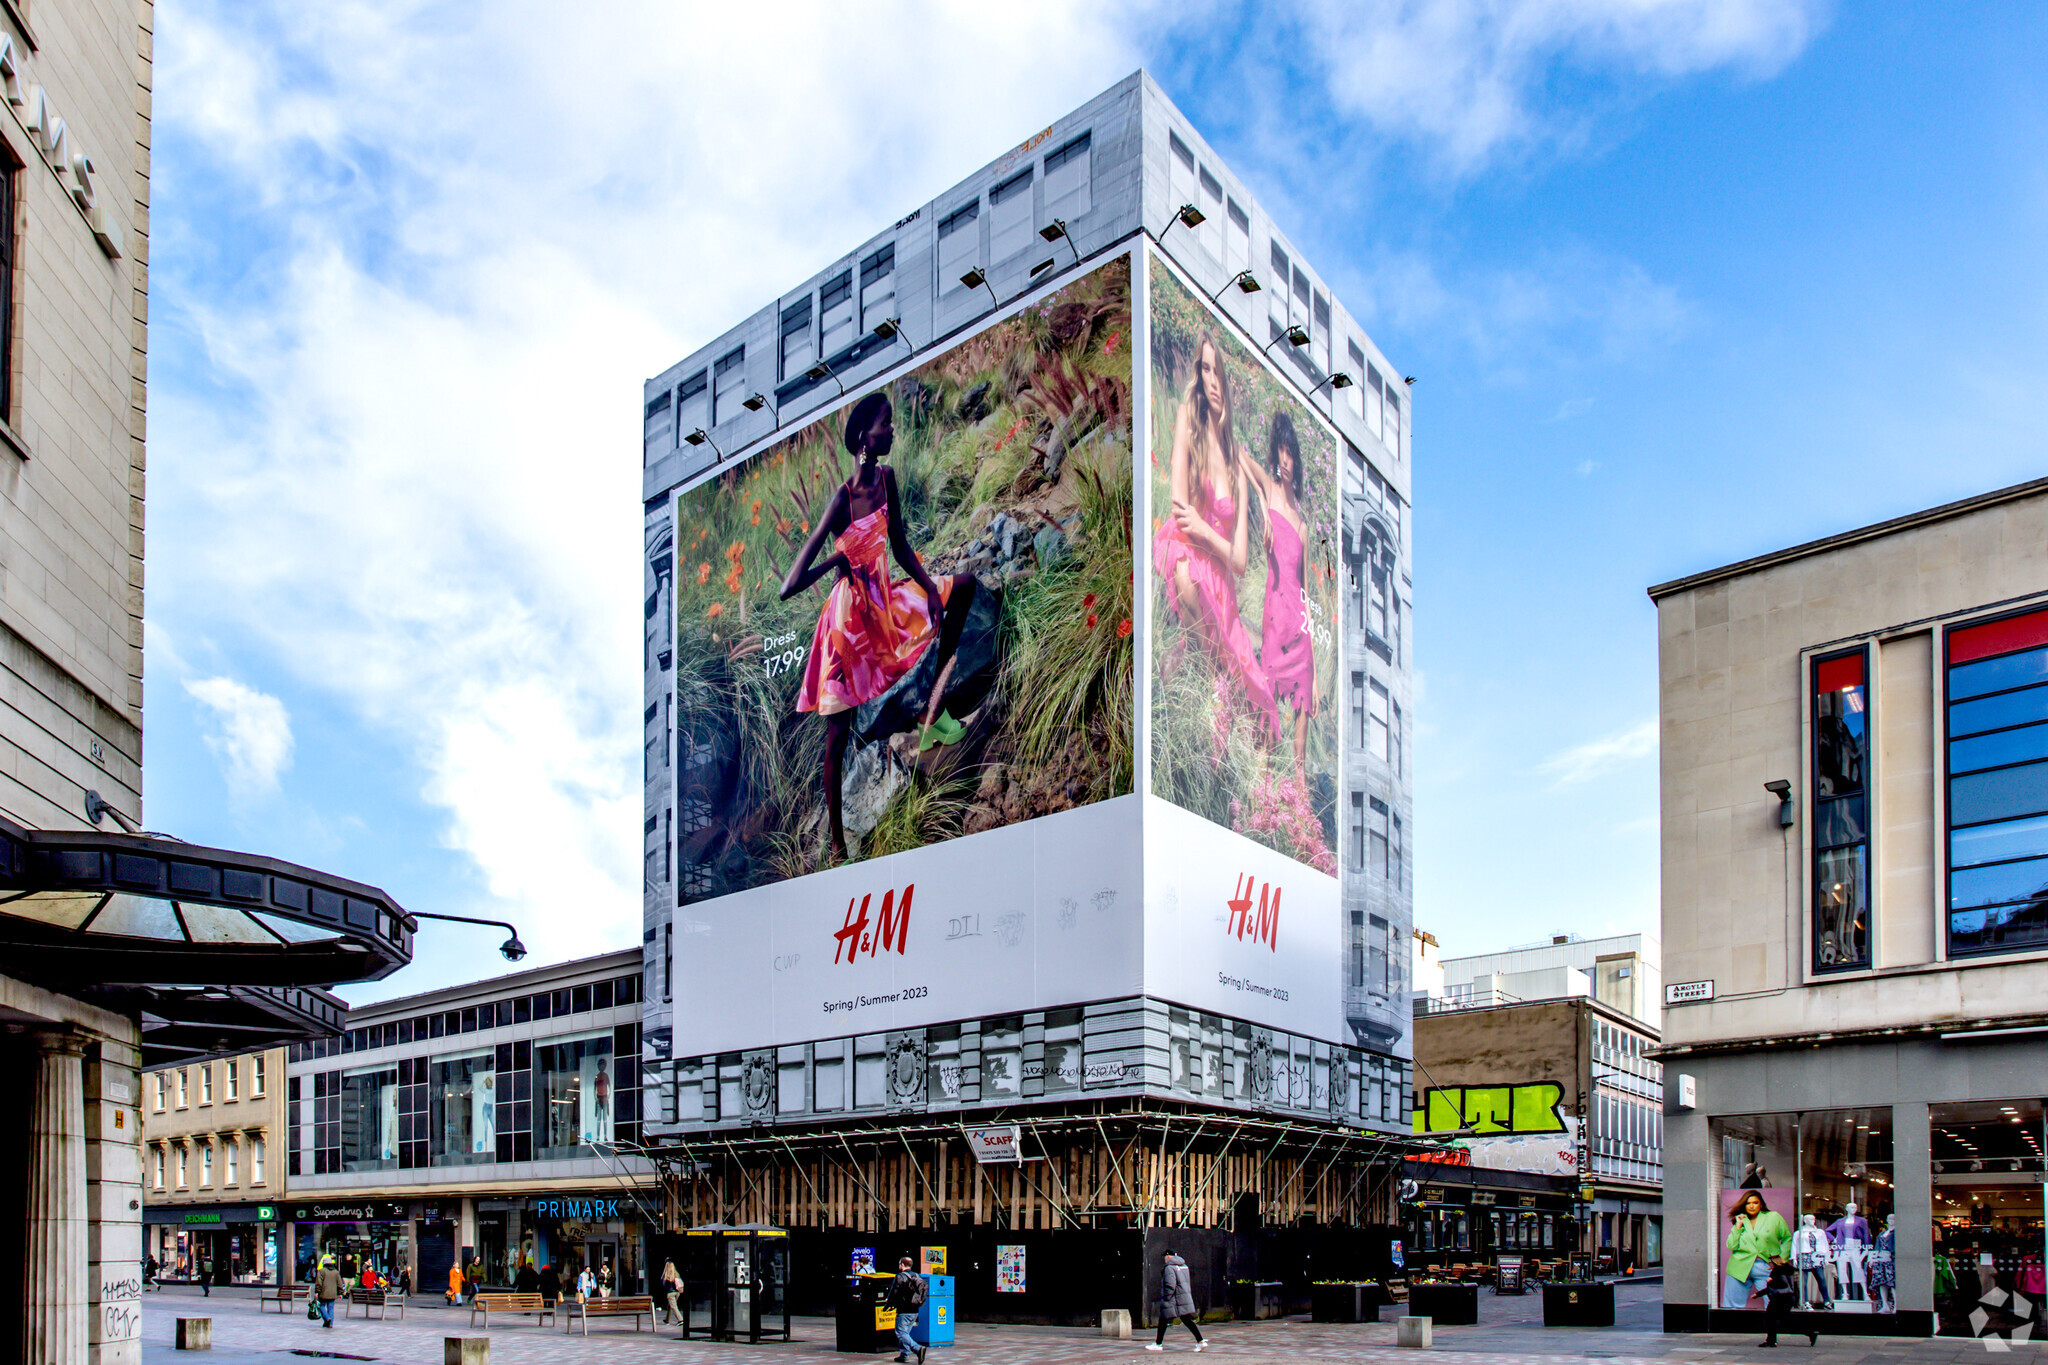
[1142,796,1343,1043]
[675,796,1143,1054]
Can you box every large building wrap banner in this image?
[1144,252,1344,1044]
[671,258,1137,1050]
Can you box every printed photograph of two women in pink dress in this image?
[1149,262,1340,875]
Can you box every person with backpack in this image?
[313,1255,343,1329]
[1147,1249,1206,1352]
[887,1255,927,1364]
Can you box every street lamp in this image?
[1038,218,1080,268]
[804,359,846,398]
[683,428,724,461]
[1208,270,1261,306]
[410,911,528,963]
[1264,323,1310,359]
[957,267,999,310]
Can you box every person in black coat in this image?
[537,1263,562,1304]
[514,1260,540,1294]
[1761,1257,1814,1348]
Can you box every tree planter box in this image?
[1228,1282,1284,1321]
[1543,1281,1614,1327]
[1311,1283,1381,1323]
[1409,1282,1478,1326]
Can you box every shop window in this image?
[287,1076,301,1176]
[314,1069,341,1175]
[493,1039,533,1162]
[430,1050,497,1166]
[1946,608,2048,957]
[341,1064,399,1172]
[1711,1109,1893,1314]
[1932,1099,2045,1337]
[535,1030,615,1158]
[397,1057,429,1169]
[1812,648,1871,970]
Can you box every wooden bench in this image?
[345,1288,405,1320]
[563,1295,655,1335]
[258,1284,311,1313]
[469,1293,555,1329]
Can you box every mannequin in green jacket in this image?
[1725,1190,1792,1307]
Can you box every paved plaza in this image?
[133,1281,2042,1365]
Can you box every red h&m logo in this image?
[1227,874,1279,951]
[833,884,914,965]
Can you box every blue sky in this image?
[140,1,2048,1002]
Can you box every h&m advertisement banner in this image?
[669,248,1353,1062]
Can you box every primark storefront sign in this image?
[532,1195,624,1221]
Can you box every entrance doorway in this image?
[1933,1100,2045,1339]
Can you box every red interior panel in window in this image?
[1951,609,2048,665]
[1815,652,1864,693]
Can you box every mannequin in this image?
[1792,1214,1835,1309]
[1828,1202,1871,1304]
[1866,1213,1896,1314]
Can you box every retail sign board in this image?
[1665,979,1715,1005]
[967,1125,1023,1164]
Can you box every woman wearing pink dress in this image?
[1153,332,1278,734]
[1245,411,1316,772]
[781,392,978,862]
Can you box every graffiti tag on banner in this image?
[1414,1082,1568,1135]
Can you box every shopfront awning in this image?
[0,812,413,1063]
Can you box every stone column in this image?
[26,1030,88,1365]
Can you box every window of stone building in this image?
[226,1058,238,1101]
[1349,792,1365,873]
[176,1146,187,1188]
[224,1139,237,1186]
[200,1143,212,1187]
[0,150,15,425]
[1946,607,2048,958]
[201,1064,213,1105]
[154,1072,166,1111]
[1351,672,1366,749]
[1812,648,1871,971]
[250,1137,264,1185]
[177,1068,188,1108]
[152,1147,164,1189]
[252,1055,265,1096]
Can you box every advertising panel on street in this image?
[672,256,1137,1051]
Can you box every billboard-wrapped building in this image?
[639,73,1418,1317]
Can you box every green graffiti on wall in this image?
[1413,1083,1567,1135]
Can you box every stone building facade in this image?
[1654,477,2048,1340]
[140,1049,288,1284]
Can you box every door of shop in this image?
[418,1221,456,1301]
[588,1238,618,1293]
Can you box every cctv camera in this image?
[500,936,528,963]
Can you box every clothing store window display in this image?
[1724,1190,1793,1308]
[1866,1214,1897,1314]
[1828,1202,1872,1308]
[1791,1216,1834,1310]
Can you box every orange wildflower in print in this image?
[1083,592,1097,609]
[697,563,711,584]
[1087,613,1098,630]
[706,603,724,619]
[1117,618,1133,638]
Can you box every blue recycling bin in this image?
[911,1275,955,1348]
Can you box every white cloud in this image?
[1294,0,1829,169]
[1538,717,1658,787]
[182,676,295,800]
[148,0,1145,965]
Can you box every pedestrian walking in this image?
[538,1263,561,1305]
[887,1255,927,1364]
[659,1260,682,1324]
[142,1254,159,1291]
[464,1259,481,1304]
[515,1259,540,1295]
[446,1261,463,1306]
[314,1256,343,1330]
[576,1264,595,1301]
[598,1260,613,1298]
[1760,1257,1814,1348]
[397,1260,411,1296]
[198,1256,211,1298]
[1146,1249,1206,1352]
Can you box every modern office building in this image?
[1422,932,1662,1026]
[280,950,651,1293]
[1411,989,1664,1271]
[638,72,1415,1319]
[1653,476,2048,1340]
[140,1049,288,1284]
[0,6,414,1364]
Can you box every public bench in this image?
[563,1295,655,1335]
[258,1284,311,1313]
[345,1288,405,1320]
[468,1293,555,1329]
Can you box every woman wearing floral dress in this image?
[1244,410,1316,772]
[782,392,978,861]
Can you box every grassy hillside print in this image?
[671,257,1135,904]
[1149,260,1340,874]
